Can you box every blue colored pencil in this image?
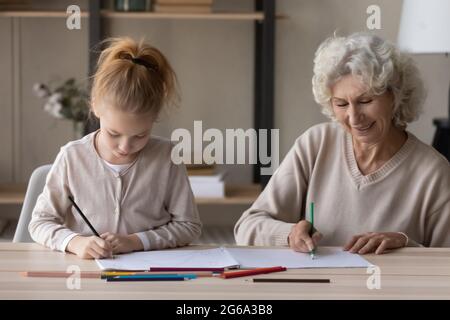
[106,274,197,282]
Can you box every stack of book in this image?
[187,164,225,198]
[153,0,213,13]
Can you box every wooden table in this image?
[1,243,449,299]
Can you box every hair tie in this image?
[118,52,159,73]
[130,57,158,72]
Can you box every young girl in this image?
[29,37,202,259]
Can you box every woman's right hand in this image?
[66,235,113,259]
[288,220,322,253]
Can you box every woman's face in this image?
[331,74,395,146]
[94,103,154,164]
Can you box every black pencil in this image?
[107,277,189,282]
[252,278,330,283]
[68,195,100,237]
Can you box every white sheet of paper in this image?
[95,247,239,271]
[225,247,372,269]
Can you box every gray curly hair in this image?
[312,32,426,128]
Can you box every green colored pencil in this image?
[309,202,315,259]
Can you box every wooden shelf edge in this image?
[0,11,88,18]
[0,184,26,205]
[0,10,261,20]
[0,184,260,206]
[100,10,264,20]
[0,10,287,21]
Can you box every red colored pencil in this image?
[149,267,229,272]
[220,266,286,279]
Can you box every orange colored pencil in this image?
[20,271,100,279]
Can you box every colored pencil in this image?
[20,271,100,279]
[68,196,100,237]
[107,274,195,282]
[20,270,214,279]
[309,202,315,259]
[149,267,233,272]
[107,277,189,282]
[252,278,330,283]
[101,271,214,279]
[220,266,286,279]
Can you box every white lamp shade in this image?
[398,0,450,53]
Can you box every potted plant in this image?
[33,78,90,139]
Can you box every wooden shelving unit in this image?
[0,0,275,206]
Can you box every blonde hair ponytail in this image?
[91,37,179,117]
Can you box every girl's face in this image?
[94,103,154,164]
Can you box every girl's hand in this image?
[66,235,112,259]
[343,232,408,255]
[100,233,143,254]
[288,220,322,253]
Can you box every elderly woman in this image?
[234,33,450,254]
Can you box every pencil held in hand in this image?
[309,202,315,259]
[68,196,100,237]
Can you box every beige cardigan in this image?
[29,131,202,252]
[235,123,450,247]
